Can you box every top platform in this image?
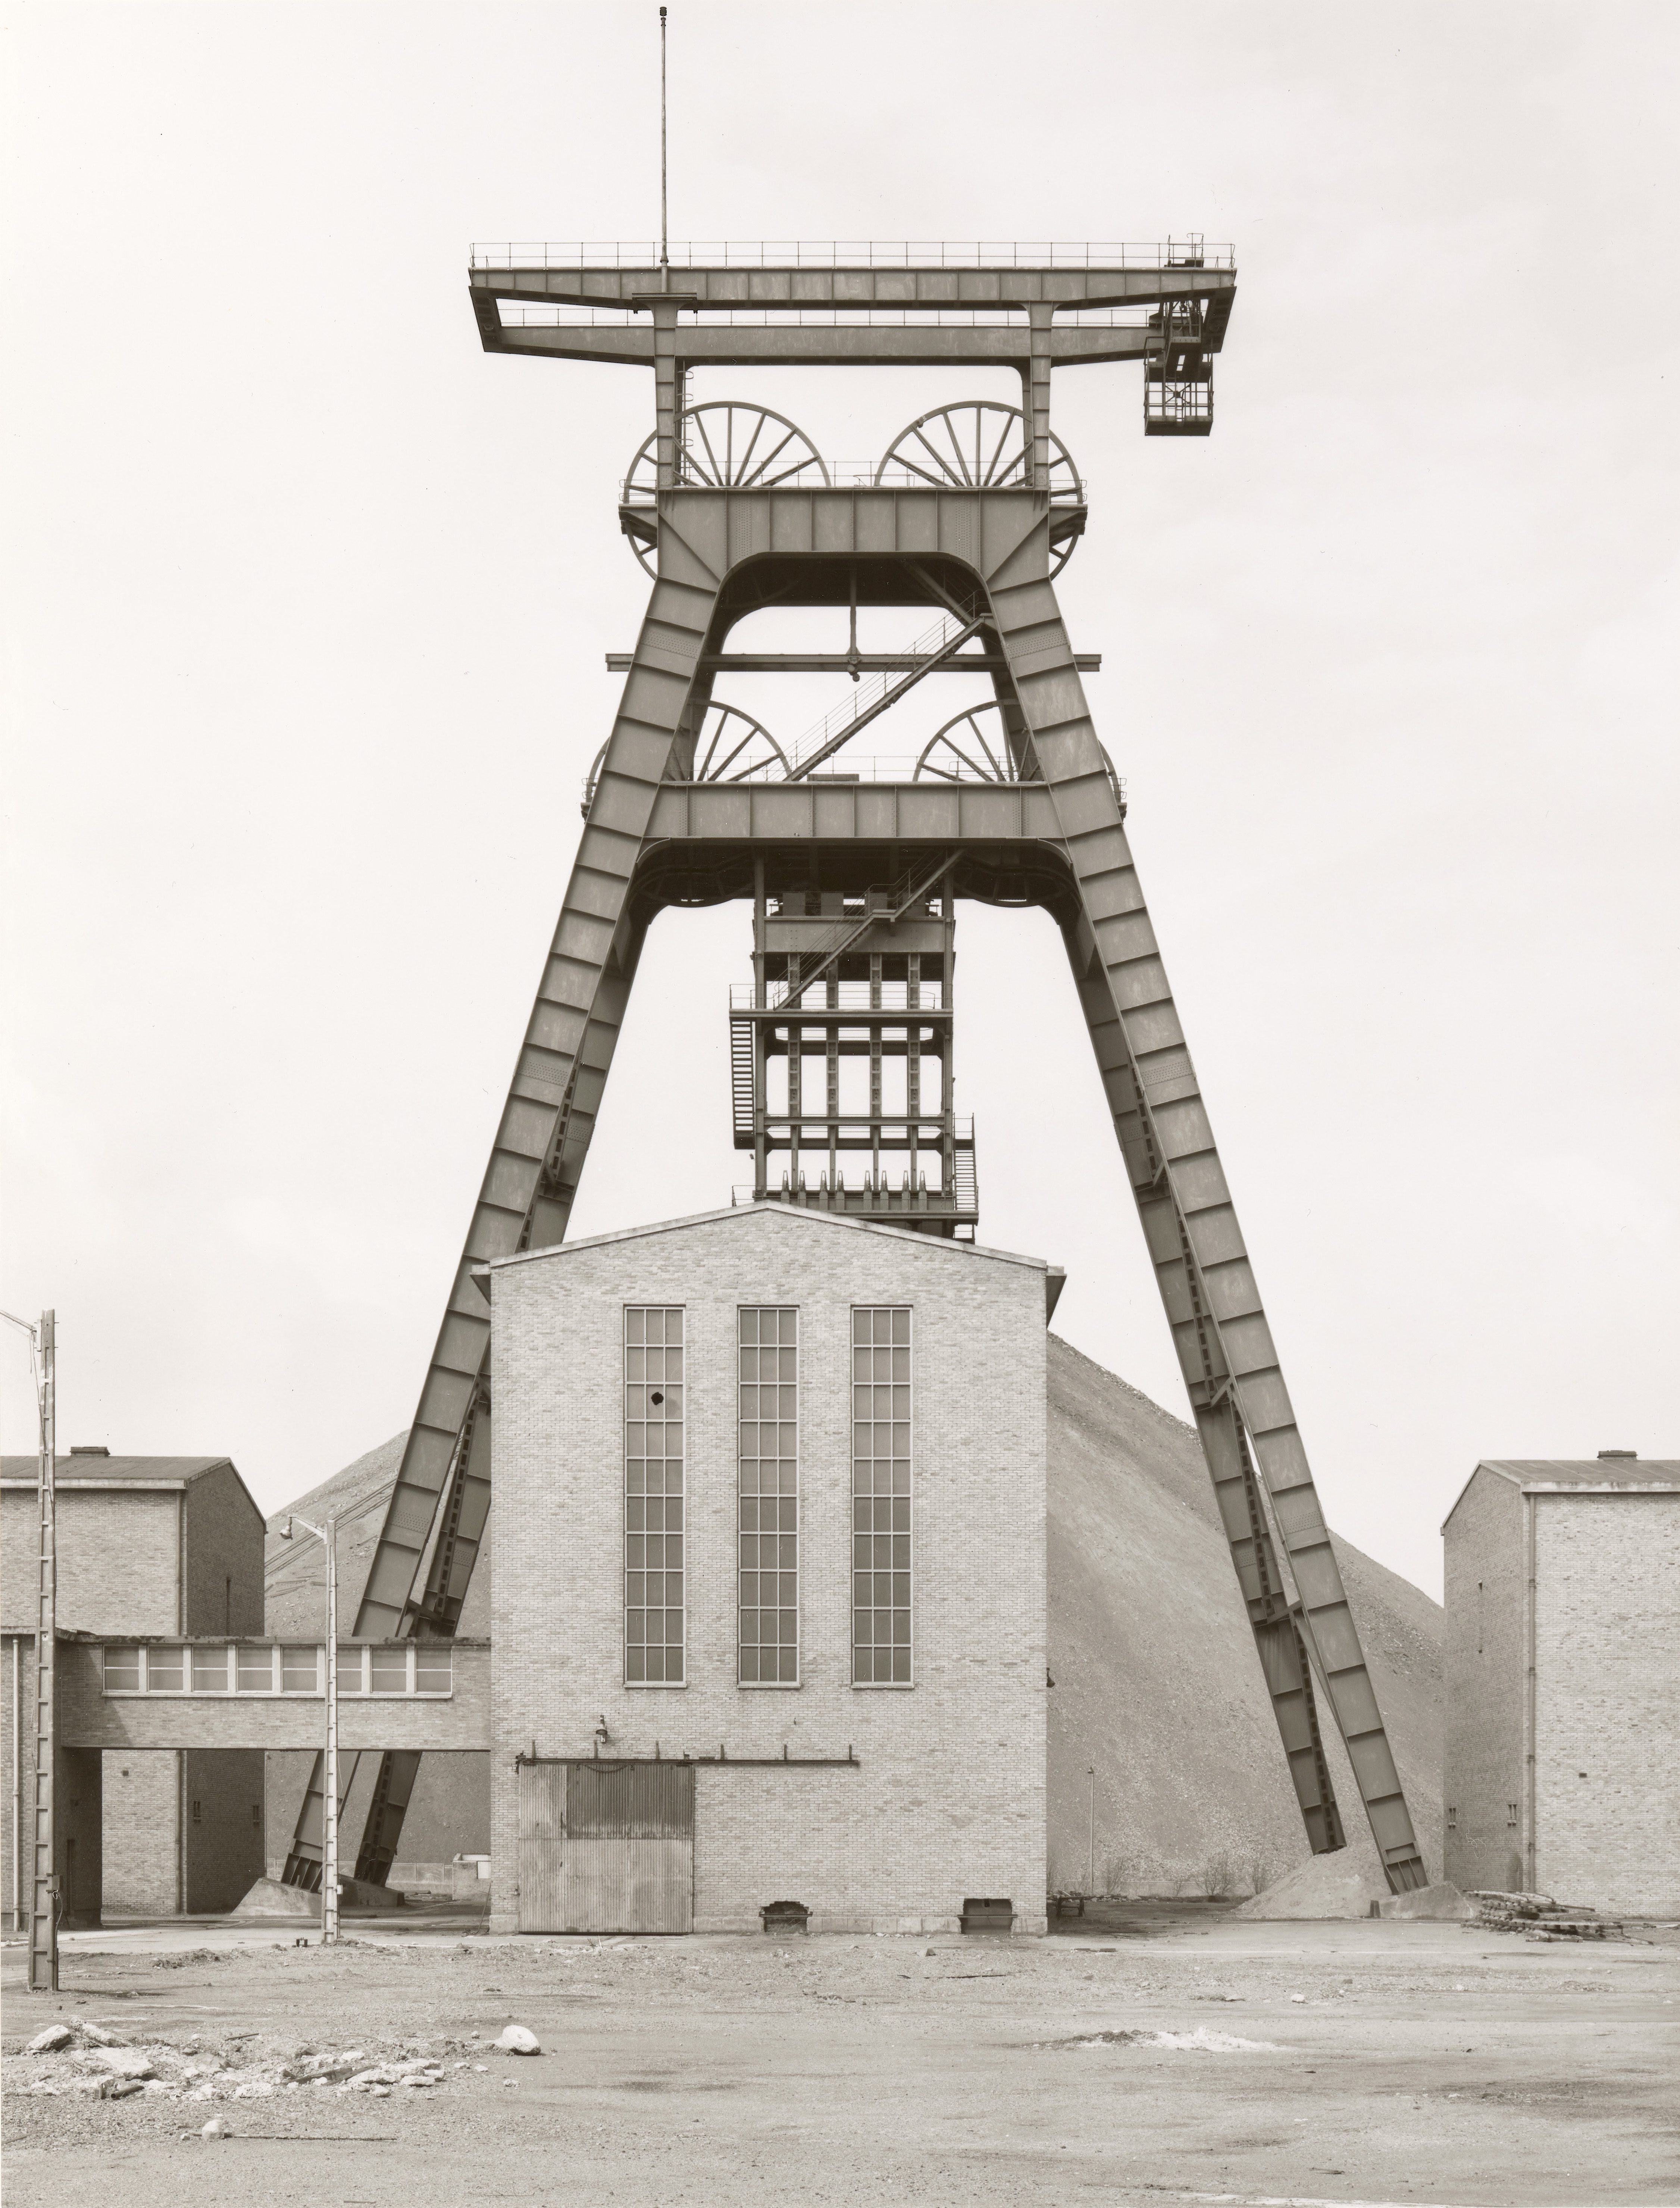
[470,241,1236,368]
[469,239,1233,272]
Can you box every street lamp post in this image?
[280,1509,339,1945]
[1087,1764,1096,1899]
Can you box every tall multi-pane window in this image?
[852,1306,911,1684]
[625,1307,685,1684]
[738,1308,798,1683]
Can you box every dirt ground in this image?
[5,1900,1678,2208]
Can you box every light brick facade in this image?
[485,1204,1050,1936]
[1443,1461,1680,1916]
[0,1454,266,1919]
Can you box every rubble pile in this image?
[9,2017,517,2102]
[1467,1890,1626,1940]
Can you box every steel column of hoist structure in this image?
[284,521,699,1884]
[287,242,1429,1894]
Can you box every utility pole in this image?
[3,1308,58,1991]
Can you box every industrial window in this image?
[1507,1802,1520,1828]
[625,1306,685,1684]
[852,1306,912,1685]
[94,1642,451,1696]
[739,1308,799,1684]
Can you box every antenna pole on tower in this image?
[658,7,669,271]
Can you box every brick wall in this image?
[1533,1492,1680,1916]
[1442,1467,1526,1894]
[183,1466,265,1636]
[489,1207,1048,1936]
[102,1752,181,1915]
[1,1636,24,1927]
[0,1643,103,1927]
[2,1487,181,1636]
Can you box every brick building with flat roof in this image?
[1,1451,266,1921]
[481,1203,1052,1936]
[1442,1458,1680,1917]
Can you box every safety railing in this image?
[471,238,1231,271]
[622,463,1086,499]
[730,981,950,1013]
[98,1642,454,1696]
[726,753,1041,786]
[496,303,1157,328]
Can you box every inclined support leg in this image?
[282,541,722,1885]
[985,542,1428,1890]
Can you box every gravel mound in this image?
[1234,1853,1390,1920]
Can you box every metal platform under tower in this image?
[731,861,977,1236]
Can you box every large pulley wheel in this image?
[912,702,1022,783]
[875,401,1085,575]
[620,404,830,576]
[689,701,790,784]
[581,700,790,818]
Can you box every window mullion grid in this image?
[625,1306,686,1684]
[852,1306,912,1684]
[739,1308,798,1685]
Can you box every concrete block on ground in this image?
[1379,1880,1477,1921]
[231,1876,317,1918]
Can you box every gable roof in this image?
[0,1455,265,1530]
[1,1454,237,1487]
[1441,1456,1680,1531]
[473,1199,1051,1288]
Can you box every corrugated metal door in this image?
[518,1759,693,1934]
[516,1761,567,1931]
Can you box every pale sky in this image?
[3,1,1675,1600]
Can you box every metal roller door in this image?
[516,1759,694,1934]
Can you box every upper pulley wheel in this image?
[620,404,831,576]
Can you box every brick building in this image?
[483,1203,1052,1936]
[1442,1458,1680,1917]
[1,1452,267,1920]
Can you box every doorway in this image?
[517,1759,694,1933]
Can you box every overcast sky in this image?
[3,1,1674,1599]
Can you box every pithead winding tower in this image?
[282,237,1429,1897]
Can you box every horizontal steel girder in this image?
[606,652,1101,674]
[469,262,1235,318]
[480,322,1167,371]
